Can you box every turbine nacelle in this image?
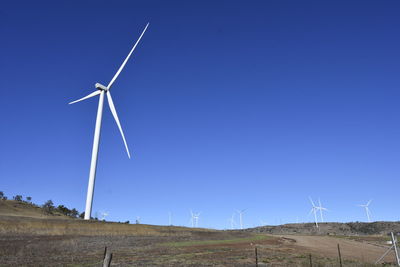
[95,83,108,91]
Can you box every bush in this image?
[70,208,79,218]
[42,200,54,214]
[13,195,23,202]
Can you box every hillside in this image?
[247,221,400,236]
[1,200,399,266]
[0,200,72,219]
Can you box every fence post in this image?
[337,243,343,267]
[309,254,312,267]
[255,246,258,267]
[103,247,113,267]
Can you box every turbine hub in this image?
[95,83,108,91]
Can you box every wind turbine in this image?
[358,199,373,222]
[317,198,328,222]
[168,211,172,226]
[193,212,201,227]
[309,197,319,228]
[228,213,236,229]
[69,23,149,220]
[190,210,194,227]
[190,210,201,227]
[236,209,246,229]
[99,211,109,221]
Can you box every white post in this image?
[84,90,105,220]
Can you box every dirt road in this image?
[280,235,396,264]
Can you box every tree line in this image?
[0,191,89,219]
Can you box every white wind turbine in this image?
[190,210,201,227]
[317,198,328,222]
[99,211,109,221]
[168,211,172,226]
[358,199,373,222]
[69,23,149,220]
[228,213,236,229]
[236,209,246,229]
[309,197,319,228]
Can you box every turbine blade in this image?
[309,208,314,215]
[107,23,150,89]
[106,92,131,158]
[309,197,315,207]
[69,90,101,104]
[367,199,372,206]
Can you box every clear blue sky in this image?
[1,1,400,229]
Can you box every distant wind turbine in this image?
[99,211,109,221]
[317,198,328,222]
[236,209,246,229]
[309,197,319,228]
[69,23,150,220]
[228,213,236,229]
[358,200,373,222]
[190,210,201,227]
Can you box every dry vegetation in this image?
[0,200,399,266]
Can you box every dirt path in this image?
[280,235,395,264]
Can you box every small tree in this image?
[42,200,54,214]
[26,196,32,203]
[79,212,85,219]
[0,191,4,199]
[70,208,79,218]
[57,205,71,216]
[13,195,23,202]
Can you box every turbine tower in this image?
[69,23,149,220]
[228,213,236,229]
[317,198,328,222]
[309,197,319,228]
[190,210,201,227]
[236,209,246,229]
[358,199,373,222]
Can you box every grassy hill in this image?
[0,199,73,219]
[0,200,213,236]
[1,199,399,266]
[247,221,400,236]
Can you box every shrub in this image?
[13,195,23,202]
[42,200,55,214]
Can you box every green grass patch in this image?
[161,234,271,247]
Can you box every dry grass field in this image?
[0,200,399,266]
